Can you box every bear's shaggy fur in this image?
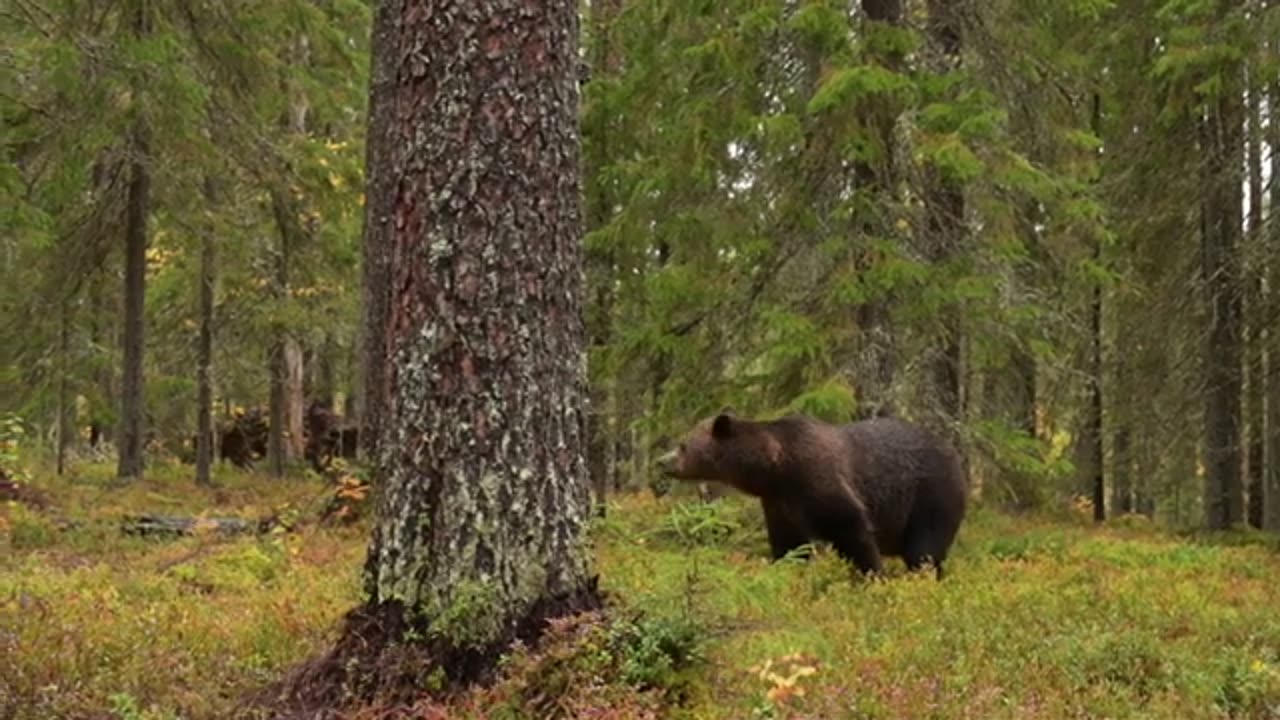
[658,412,968,579]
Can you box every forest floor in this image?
[2,461,1280,719]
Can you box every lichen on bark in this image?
[359,0,599,657]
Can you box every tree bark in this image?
[266,32,312,477]
[268,339,287,477]
[1267,70,1280,532]
[56,301,72,475]
[1201,57,1245,530]
[284,338,305,458]
[1111,425,1132,515]
[195,178,217,486]
[1244,76,1265,529]
[1083,92,1105,522]
[358,0,402,465]
[88,271,115,449]
[1109,307,1131,516]
[355,0,599,687]
[116,1,151,481]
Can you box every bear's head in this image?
[656,411,781,497]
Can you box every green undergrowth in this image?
[592,494,1280,719]
[1,461,364,720]
[3,463,1280,719]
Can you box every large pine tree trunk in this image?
[358,0,401,465]
[195,178,217,486]
[344,0,599,692]
[1201,58,1245,530]
[116,3,151,481]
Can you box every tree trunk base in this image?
[244,577,604,718]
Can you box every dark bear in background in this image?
[219,408,269,469]
[304,401,361,472]
[657,411,968,579]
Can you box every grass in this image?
[3,460,1280,719]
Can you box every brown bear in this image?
[657,411,968,579]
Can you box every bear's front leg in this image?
[762,499,810,560]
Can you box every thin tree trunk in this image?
[851,0,905,420]
[351,0,599,693]
[992,204,1043,510]
[1244,76,1265,529]
[267,191,291,478]
[265,32,312,476]
[584,0,624,517]
[195,177,217,487]
[924,0,965,438]
[1201,57,1245,530]
[1086,259,1104,522]
[284,338,305,458]
[1267,71,1280,532]
[645,241,672,494]
[1083,91,1105,522]
[1111,425,1132,515]
[268,338,287,477]
[358,0,401,466]
[1133,431,1155,517]
[116,1,151,481]
[1109,312,1131,516]
[88,272,114,448]
[56,301,72,475]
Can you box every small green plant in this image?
[108,692,176,720]
[651,499,741,547]
[608,613,704,692]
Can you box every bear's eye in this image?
[678,442,686,452]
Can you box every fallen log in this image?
[121,513,282,538]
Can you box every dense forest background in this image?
[3,0,1279,529]
[5,2,1280,719]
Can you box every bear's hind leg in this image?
[903,534,945,579]
[811,499,883,575]
[902,507,950,580]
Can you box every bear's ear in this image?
[711,413,733,439]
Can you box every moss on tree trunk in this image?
[260,0,601,712]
